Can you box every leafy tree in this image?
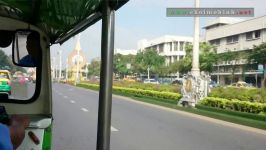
[135,48,165,79]
[199,42,218,73]
[88,60,101,77]
[248,42,266,87]
[156,65,171,77]
[218,50,240,84]
[0,49,12,69]
[113,54,135,78]
[0,49,26,73]
[174,42,217,75]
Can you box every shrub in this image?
[77,83,182,103]
[199,97,266,114]
[82,81,182,93]
[209,87,266,103]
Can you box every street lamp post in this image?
[58,50,62,81]
[85,62,89,80]
[66,58,68,81]
[75,35,80,85]
[52,57,55,80]
[191,0,200,77]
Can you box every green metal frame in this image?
[0,0,128,44]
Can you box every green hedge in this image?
[210,87,266,103]
[196,104,266,122]
[82,81,181,93]
[200,97,266,114]
[77,83,182,103]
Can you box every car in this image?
[209,81,218,88]
[143,79,159,84]
[123,77,136,82]
[228,81,255,88]
[0,70,12,95]
[171,79,183,85]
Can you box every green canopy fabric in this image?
[0,0,128,44]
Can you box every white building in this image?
[114,48,137,55]
[138,35,193,66]
[204,16,266,86]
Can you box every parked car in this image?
[209,81,218,88]
[228,81,255,88]
[0,70,12,95]
[171,79,183,85]
[143,79,159,84]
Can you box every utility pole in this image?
[55,64,58,81]
[191,0,200,77]
[75,34,81,85]
[58,50,62,80]
[66,58,68,81]
[52,57,55,80]
[85,62,89,80]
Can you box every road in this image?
[10,82,35,99]
[52,83,266,150]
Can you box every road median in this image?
[68,82,266,131]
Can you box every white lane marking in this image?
[63,96,68,99]
[111,126,119,132]
[81,108,89,112]
[70,100,76,104]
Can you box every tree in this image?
[218,50,240,84]
[135,48,165,79]
[248,42,266,87]
[174,42,217,75]
[88,60,100,77]
[199,42,218,73]
[113,54,136,78]
[0,49,26,73]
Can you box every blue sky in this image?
[50,0,266,67]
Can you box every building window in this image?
[227,35,238,44]
[180,42,184,51]
[174,42,178,51]
[246,30,261,40]
[255,30,261,38]
[169,42,172,51]
[158,44,164,53]
[246,32,253,40]
[180,56,184,60]
[173,56,177,62]
[210,39,220,46]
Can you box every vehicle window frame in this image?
[0,30,42,104]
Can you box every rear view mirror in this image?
[12,30,42,67]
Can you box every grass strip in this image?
[196,104,266,122]
[75,84,266,130]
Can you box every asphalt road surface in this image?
[52,83,266,150]
[10,82,35,99]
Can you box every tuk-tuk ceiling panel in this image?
[0,0,127,44]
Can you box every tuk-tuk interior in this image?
[0,0,128,150]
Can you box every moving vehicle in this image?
[144,79,160,84]
[0,70,12,95]
[0,0,128,150]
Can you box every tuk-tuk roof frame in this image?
[0,0,128,44]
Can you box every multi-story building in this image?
[204,16,266,86]
[138,35,193,66]
[114,48,137,55]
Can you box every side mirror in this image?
[12,30,41,67]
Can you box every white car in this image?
[143,79,159,84]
